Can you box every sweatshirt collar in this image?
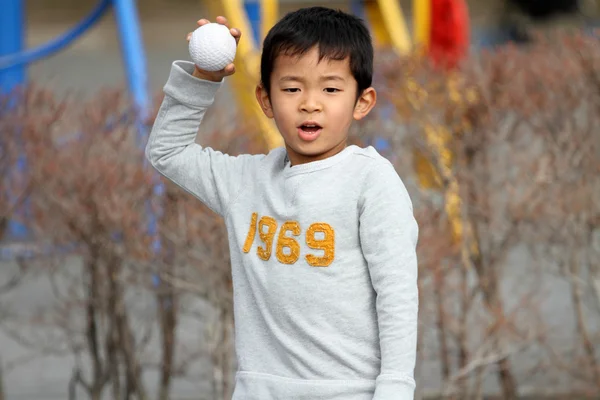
[282,145,357,177]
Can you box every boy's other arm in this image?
[145,60,257,217]
[359,163,419,400]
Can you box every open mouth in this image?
[297,121,323,142]
[298,123,322,133]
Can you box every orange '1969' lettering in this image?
[242,213,335,267]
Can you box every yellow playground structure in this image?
[204,0,470,248]
[204,0,431,149]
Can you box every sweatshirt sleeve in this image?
[145,60,262,217]
[359,162,419,400]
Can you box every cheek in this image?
[270,99,295,133]
[330,100,356,125]
[271,96,294,120]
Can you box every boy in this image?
[146,7,418,400]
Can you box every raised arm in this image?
[146,60,260,216]
[146,18,262,217]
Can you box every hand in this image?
[186,16,241,82]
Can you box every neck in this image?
[287,141,348,167]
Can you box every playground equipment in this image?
[204,0,419,149]
[0,0,470,248]
[0,0,155,246]
[0,0,150,132]
[207,0,469,245]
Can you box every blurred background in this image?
[1,0,599,399]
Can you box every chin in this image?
[290,142,329,156]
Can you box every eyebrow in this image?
[321,75,346,82]
[279,75,346,83]
[279,76,303,83]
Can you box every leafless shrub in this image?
[1,84,267,400]
[370,30,600,398]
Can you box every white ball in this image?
[189,23,237,72]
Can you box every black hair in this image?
[260,6,373,98]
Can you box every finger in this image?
[216,16,229,27]
[197,18,210,26]
[186,32,192,41]
[230,28,242,44]
[223,63,235,76]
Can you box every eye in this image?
[283,88,300,93]
[324,88,340,93]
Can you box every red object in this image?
[429,0,470,70]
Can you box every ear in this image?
[353,87,377,121]
[255,83,274,119]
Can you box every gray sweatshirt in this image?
[146,61,419,400]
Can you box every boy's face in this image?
[256,46,376,166]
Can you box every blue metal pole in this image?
[112,0,151,130]
[1,0,29,241]
[0,0,112,71]
[112,0,163,262]
[0,0,25,92]
[244,0,262,45]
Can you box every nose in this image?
[299,91,322,113]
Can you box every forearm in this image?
[371,253,418,399]
[145,60,232,215]
[145,61,221,171]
